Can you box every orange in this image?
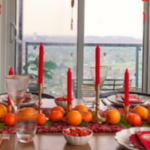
[80,111,92,123]
[38,113,46,125]
[18,108,37,121]
[4,113,15,126]
[49,111,63,122]
[105,109,121,125]
[133,106,148,120]
[147,115,150,124]
[74,105,88,112]
[51,106,65,116]
[126,113,141,126]
[65,111,82,126]
[0,104,7,119]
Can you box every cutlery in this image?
[101,98,113,106]
[0,129,15,147]
[0,132,5,147]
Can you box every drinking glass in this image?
[81,84,95,108]
[5,75,29,111]
[90,66,108,88]
[14,108,38,143]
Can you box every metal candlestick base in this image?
[67,104,72,112]
[92,84,106,124]
[38,84,43,113]
[124,106,129,117]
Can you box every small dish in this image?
[62,127,93,145]
[54,98,67,108]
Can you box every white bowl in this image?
[62,128,93,145]
[54,99,67,108]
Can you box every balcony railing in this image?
[16,42,142,97]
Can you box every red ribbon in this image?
[142,0,148,1]
[143,12,146,22]
[71,0,74,8]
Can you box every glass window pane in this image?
[16,0,78,97]
[84,0,143,93]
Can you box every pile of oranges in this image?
[48,105,92,126]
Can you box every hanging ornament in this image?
[0,0,2,15]
[143,0,147,22]
[70,0,74,30]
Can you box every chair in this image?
[72,78,133,98]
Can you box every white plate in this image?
[114,127,150,150]
[0,93,38,107]
[107,95,150,107]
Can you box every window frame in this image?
[0,0,149,96]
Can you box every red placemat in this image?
[0,107,150,133]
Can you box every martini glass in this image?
[5,75,29,111]
[90,66,108,88]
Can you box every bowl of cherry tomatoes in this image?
[63,127,93,145]
[55,95,73,108]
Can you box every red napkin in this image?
[122,96,143,103]
[136,131,150,150]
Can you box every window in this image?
[16,0,78,97]
[84,0,143,92]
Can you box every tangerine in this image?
[38,113,46,125]
[80,111,92,123]
[0,104,7,119]
[126,113,141,126]
[51,106,65,116]
[105,109,121,125]
[74,105,88,112]
[4,113,15,126]
[18,108,37,121]
[65,111,82,126]
[133,106,148,120]
[49,111,63,122]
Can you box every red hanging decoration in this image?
[143,12,146,22]
[0,0,2,15]
[71,0,74,8]
[142,0,148,2]
[70,0,74,30]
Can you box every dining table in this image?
[1,91,148,150]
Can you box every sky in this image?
[23,0,143,39]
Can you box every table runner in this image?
[0,107,150,133]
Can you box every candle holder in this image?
[7,105,12,113]
[38,84,43,113]
[67,104,72,112]
[92,84,106,124]
[124,105,129,117]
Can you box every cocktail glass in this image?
[5,75,29,111]
[90,66,108,88]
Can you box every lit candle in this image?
[67,68,72,105]
[124,69,129,106]
[95,44,100,84]
[38,43,44,84]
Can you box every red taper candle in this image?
[8,67,14,105]
[67,68,72,105]
[9,67,14,75]
[95,44,100,84]
[38,43,44,84]
[124,69,129,106]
